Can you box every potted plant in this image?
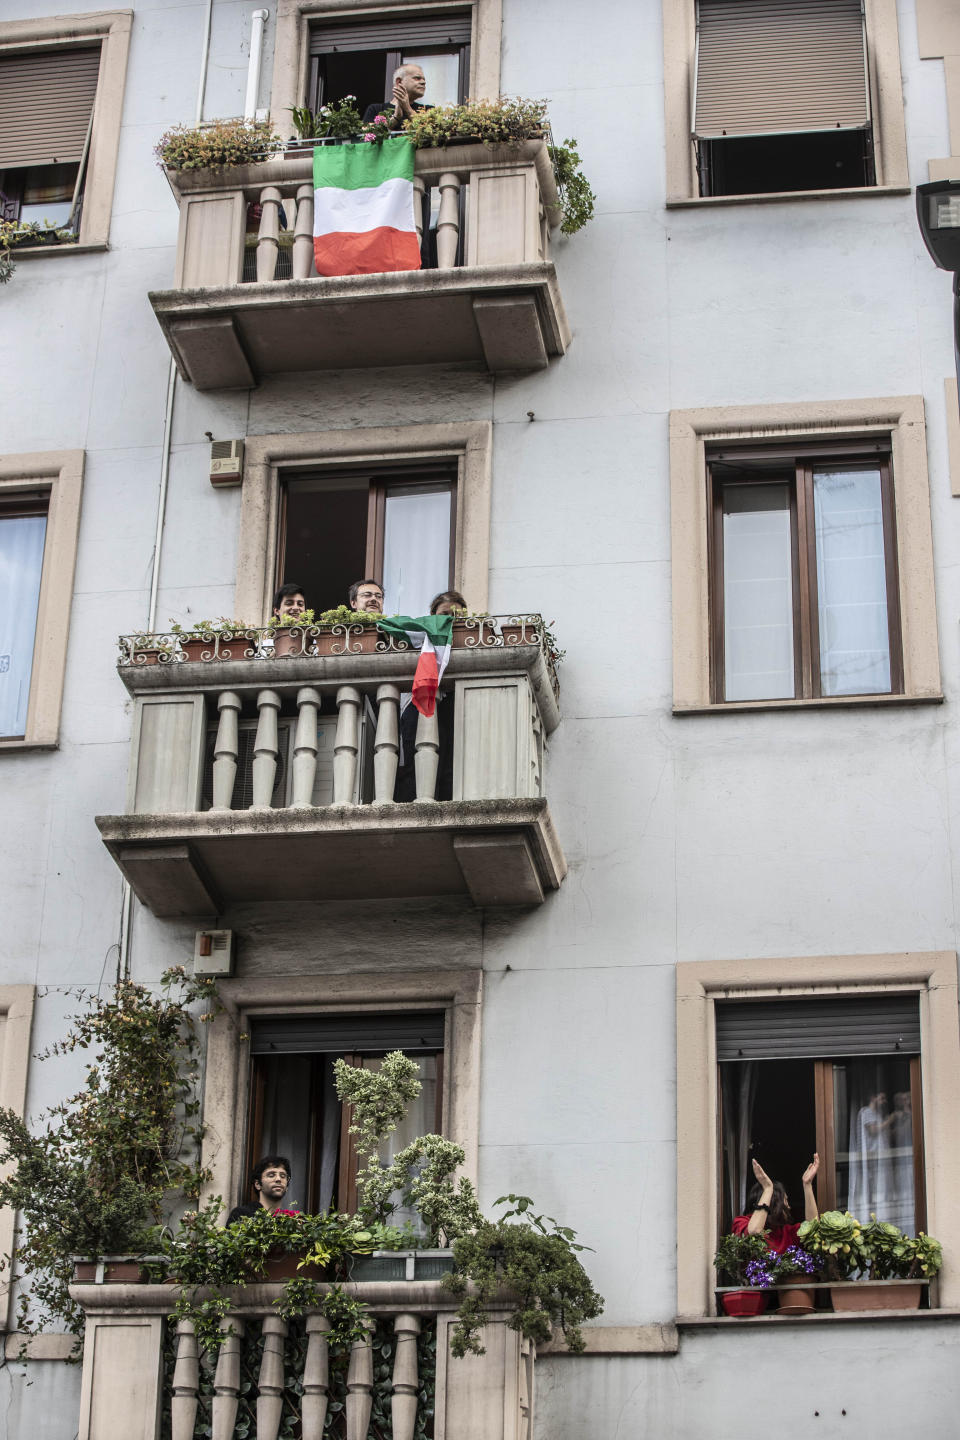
[770,1244,819,1314]
[128,633,176,666]
[797,1210,939,1310]
[155,117,277,172]
[169,618,259,662]
[315,605,385,655]
[713,1231,773,1316]
[269,607,319,657]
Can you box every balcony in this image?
[95,617,566,915]
[71,1277,534,1440]
[149,140,571,389]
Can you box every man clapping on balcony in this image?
[362,63,430,127]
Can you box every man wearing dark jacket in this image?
[361,63,431,126]
[225,1154,296,1225]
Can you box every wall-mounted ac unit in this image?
[209,439,244,487]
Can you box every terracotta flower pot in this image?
[775,1284,816,1315]
[830,1281,923,1311]
[130,647,173,666]
[499,622,535,647]
[272,628,312,657]
[252,1252,329,1282]
[73,1259,147,1283]
[314,625,381,656]
[178,633,257,662]
[720,1289,768,1317]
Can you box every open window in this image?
[308,10,471,116]
[280,462,457,618]
[717,994,925,1234]
[242,1011,445,1215]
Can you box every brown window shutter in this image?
[693,0,870,139]
[0,45,102,168]
[310,14,472,54]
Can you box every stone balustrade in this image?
[71,1280,534,1440]
[96,618,567,911]
[149,141,571,386]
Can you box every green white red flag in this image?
[312,137,421,276]
[376,614,453,716]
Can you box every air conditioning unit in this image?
[194,928,235,977]
[209,438,244,487]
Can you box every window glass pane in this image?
[0,513,46,737]
[834,1058,915,1231]
[722,482,794,701]
[256,1054,334,1212]
[383,484,451,616]
[814,467,891,696]
[402,50,460,107]
[283,476,368,615]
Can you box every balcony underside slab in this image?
[96,798,566,915]
[149,263,570,389]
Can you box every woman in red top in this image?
[732,1154,820,1254]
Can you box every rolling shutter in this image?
[693,0,870,139]
[715,994,920,1060]
[0,45,101,168]
[250,1012,446,1055]
[310,13,471,53]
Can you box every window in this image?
[308,10,471,115]
[662,0,909,203]
[0,986,35,1329]
[675,954,960,1319]
[235,423,491,623]
[199,972,482,1223]
[0,450,84,749]
[708,441,902,702]
[281,463,456,617]
[669,397,941,712]
[717,994,924,1234]
[693,0,874,197]
[245,1012,445,1215]
[0,14,131,250]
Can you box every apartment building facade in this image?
[3,0,960,1435]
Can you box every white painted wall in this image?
[2,0,959,1431]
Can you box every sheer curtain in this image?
[382,486,451,617]
[364,1054,438,1237]
[0,514,46,738]
[836,1058,914,1230]
[813,468,891,696]
[720,1061,758,1221]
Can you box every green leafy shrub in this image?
[403,96,549,148]
[712,1230,771,1286]
[156,118,277,171]
[549,139,596,234]
[290,97,363,140]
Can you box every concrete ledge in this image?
[539,1324,679,1355]
[96,797,567,914]
[678,1308,960,1328]
[4,1332,78,1360]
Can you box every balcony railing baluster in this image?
[257,185,282,282]
[391,1312,421,1440]
[251,689,282,806]
[414,708,440,801]
[293,181,315,279]
[257,1314,288,1440]
[374,683,401,802]
[301,1313,332,1440]
[211,1315,244,1440]
[292,686,321,804]
[212,691,241,810]
[334,685,362,803]
[345,1319,376,1440]
[170,1319,199,1440]
[436,171,461,269]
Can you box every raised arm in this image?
[802,1152,820,1221]
[745,1158,774,1234]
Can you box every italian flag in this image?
[376,614,453,717]
[313,137,421,277]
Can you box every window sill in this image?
[0,738,58,752]
[8,241,109,261]
[679,1307,957,1328]
[666,184,911,210]
[673,692,944,716]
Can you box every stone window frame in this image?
[662,0,909,207]
[669,396,941,713]
[270,0,502,137]
[675,952,960,1320]
[0,450,85,750]
[236,422,492,620]
[0,11,132,254]
[199,970,482,1212]
[0,985,36,1329]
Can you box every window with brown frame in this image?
[0,44,102,231]
[279,463,457,617]
[308,11,471,118]
[244,1013,445,1216]
[707,440,902,703]
[717,994,926,1237]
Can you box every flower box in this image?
[345,1248,455,1282]
[829,1280,925,1311]
[314,624,382,656]
[73,1257,151,1283]
[178,632,258,662]
[719,1289,768,1317]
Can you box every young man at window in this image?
[349,578,385,613]
[226,1154,296,1225]
[273,581,309,621]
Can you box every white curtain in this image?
[382,487,451,617]
[722,484,795,701]
[0,514,46,738]
[813,468,891,696]
[720,1061,758,1220]
[838,1059,914,1230]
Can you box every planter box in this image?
[347,1249,455,1282]
[131,647,174,666]
[272,628,314,657]
[178,633,257,662]
[73,1257,151,1283]
[314,625,382,656]
[720,1289,768,1317]
[829,1280,924,1311]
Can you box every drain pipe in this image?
[119,0,215,980]
[245,10,269,120]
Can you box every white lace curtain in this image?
[0,514,46,738]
